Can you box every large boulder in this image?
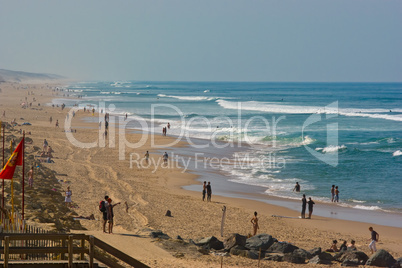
[229,246,260,259]
[337,250,369,266]
[309,247,322,257]
[293,248,313,259]
[269,241,299,253]
[308,252,334,265]
[224,233,247,250]
[283,252,306,264]
[245,234,276,251]
[366,249,396,267]
[196,236,224,250]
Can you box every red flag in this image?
[0,138,24,179]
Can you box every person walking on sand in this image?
[307,197,315,219]
[251,211,259,236]
[55,120,59,128]
[163,152,168,164]
[27,166,34,188]
[65,187,72,207]
[368,227,379,254]
[293,182,300,192]
[144,151,149,164]
[202,181,207,201]
[106,198,121,234]
[101,195,109,233]
[331,185,335,202]
[335,186,340,202]
[301,194,307,219]
[206,181,212,202]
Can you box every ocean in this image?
[54,81,402,216]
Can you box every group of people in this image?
[100,195,121,234]
[326,227,379,254]
[202,181,212,202]
[162,122,170,136]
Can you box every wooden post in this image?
[61,238,66,260]
[80,238,85,260]
[89,236,94,268]
[4,236,9,268]
[68,235,73,268]
[220,255,223,268]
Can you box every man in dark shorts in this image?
[206,182,212,202]
[102,195,109,233]
[368,227,379,253]
[301,194,307,219]
[307,197,315,219]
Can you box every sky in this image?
[0,0,401,82]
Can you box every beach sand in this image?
[0,81,401,267]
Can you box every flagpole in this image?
[2,122,4,216]
[22,131,25,220]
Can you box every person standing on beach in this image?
[101,195,109,233]
[163,152,168,164]
[106,198,121,234]
[331,185,335,202]
[307,197,315,219]
[144,151,149,164]
[202,181,207,201]
[368,227,379,254]
[301,194,307,219]
[65,187,72,207]
[251,211,259,236]
[293,182,300,192]
[27,166,34,188]
[206,182,212,202]
[335,186,340,202]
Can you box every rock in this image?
[393,257,402,268]
[196,236,224,250]
[293,248,312,259]
[341,259,360,266]
[366,249,396,267]
[264,253,284,262]
[198,247,210,255]
[224,233,247,250]
[268,241,299,253]
[150,230,170,239]
[309,247,322,257]
[284,252,305,264]
[245,234,277,251]
[230,245,248,256]
[165,210,172,217]
[308,252,334,264]
[234,249,260,259]
[173,252,184,258]
[338,250,369,266]
[175,235,183,240]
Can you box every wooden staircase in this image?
[0,234,150,268]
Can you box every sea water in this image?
[56,81,402,214]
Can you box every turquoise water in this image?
[57,81,402,213]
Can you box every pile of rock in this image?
[191,233,401,267]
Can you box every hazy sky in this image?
[1,0,401,82]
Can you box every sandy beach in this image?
[0,80,401,268]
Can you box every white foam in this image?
[157,94,217,101]
[393,150,402,157]
[352,205,382,211]
[216,100,402,122]
[316,145,347,153]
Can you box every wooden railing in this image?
[0,233,150,268]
